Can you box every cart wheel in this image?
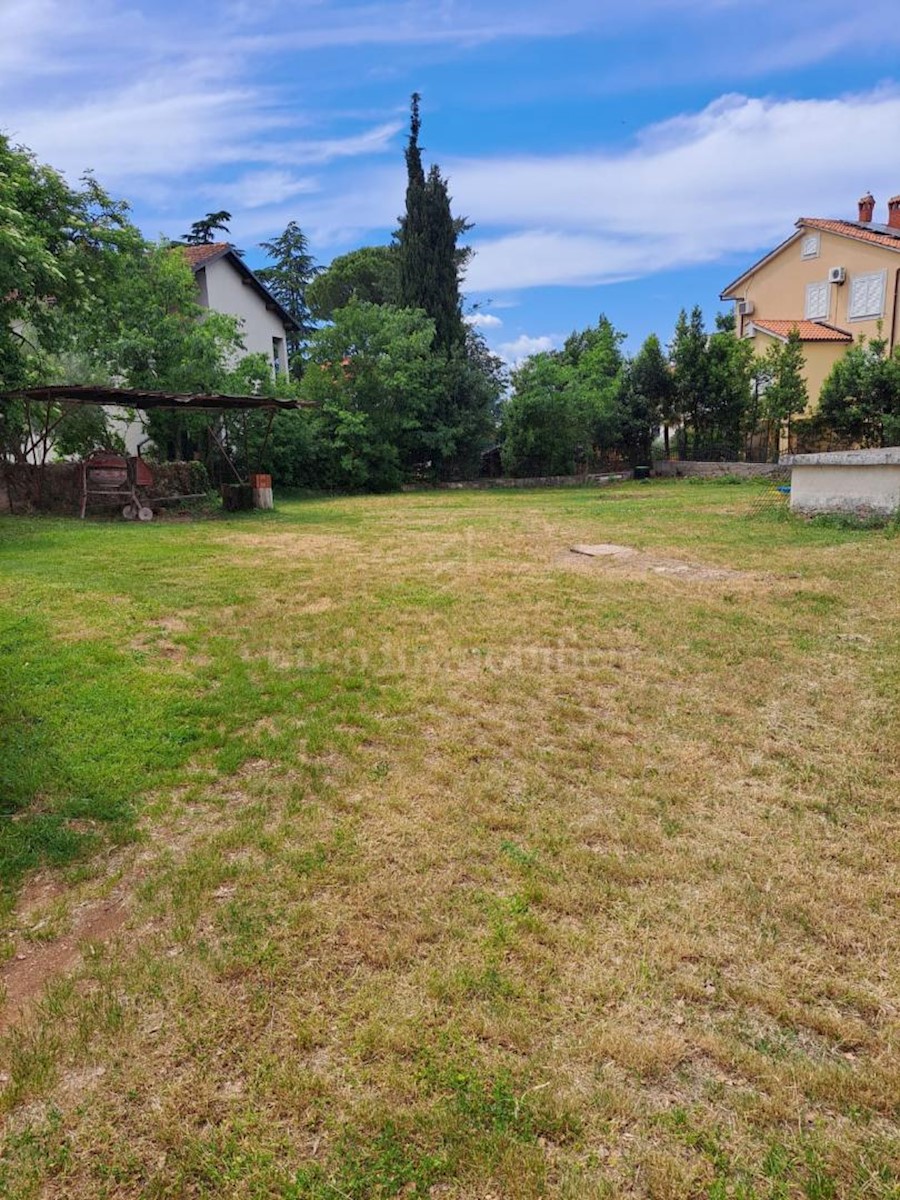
[137,506,154,522]
[122,503,136,520]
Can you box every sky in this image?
[4,0,900,365]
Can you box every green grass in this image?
[0,480,898,1198]
[0,506,383,908]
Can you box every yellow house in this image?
[721,193,900,403]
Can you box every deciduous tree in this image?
[300,300,439,491]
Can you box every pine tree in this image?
[183,211,232,245]
[257,221,319,372]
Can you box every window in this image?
[847,270,886,320]
[272,336,284,374]
[805,281,829,320]
[801,233,820,260]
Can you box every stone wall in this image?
[652,460,784,479]
[421,471,632,491]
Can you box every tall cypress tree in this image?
[394,94,500,480]
[396,94,465,357]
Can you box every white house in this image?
[181,242,298,377]
[110,243,298,454]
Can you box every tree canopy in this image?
[501,316,645,476]
[669,306,754,459]
[299,300,440,491]
[0,134,135,394]
[307,246,399,321]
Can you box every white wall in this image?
[201,258,290,376]
[783,449,900,516]
[106,408,148,456]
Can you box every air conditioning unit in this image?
[828,266,846,284]
[737,300,754,317]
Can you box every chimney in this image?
[858,192,875,223]
[889,195,900,230]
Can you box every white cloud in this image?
[465,232,665,291]
[234,0,689,51]
[0,0,402,194]
[452,88,900,291]
[210,170,319,210]
[4,65,401,187]
[277,87,900,289]
[496,334,558,366]
[4,73,273,181]
[465,312,503,329]
[269,123,404,167]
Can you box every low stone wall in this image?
[781,448,900,516]
[2,460,210,515]
[653,460,783,478]
[427,471,632,491]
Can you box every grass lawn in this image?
[0,480,898,1198]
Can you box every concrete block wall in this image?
[781,448,900,516]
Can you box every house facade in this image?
[181,243,297,377]
[721,194,900,403]
[108,244,298,454]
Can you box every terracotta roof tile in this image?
[799,218,900,252]
[179,242,231,267]
[751,319,853,343]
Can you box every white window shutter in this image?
[805,281,829,320]
[848,270,886,319]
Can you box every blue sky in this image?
[5,0,900,364]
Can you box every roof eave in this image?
[799,218,900,253]
[219,250,301,334]
[750,319,852,344]
[719,229,804,300]
[183,245,300,333]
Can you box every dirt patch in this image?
[569,543,748,582]
[128,613,196,659]
[1,891,130,1032]
[14,875,67,923]
[149,615,189,635]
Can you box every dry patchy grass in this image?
[1,481,898,1198]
